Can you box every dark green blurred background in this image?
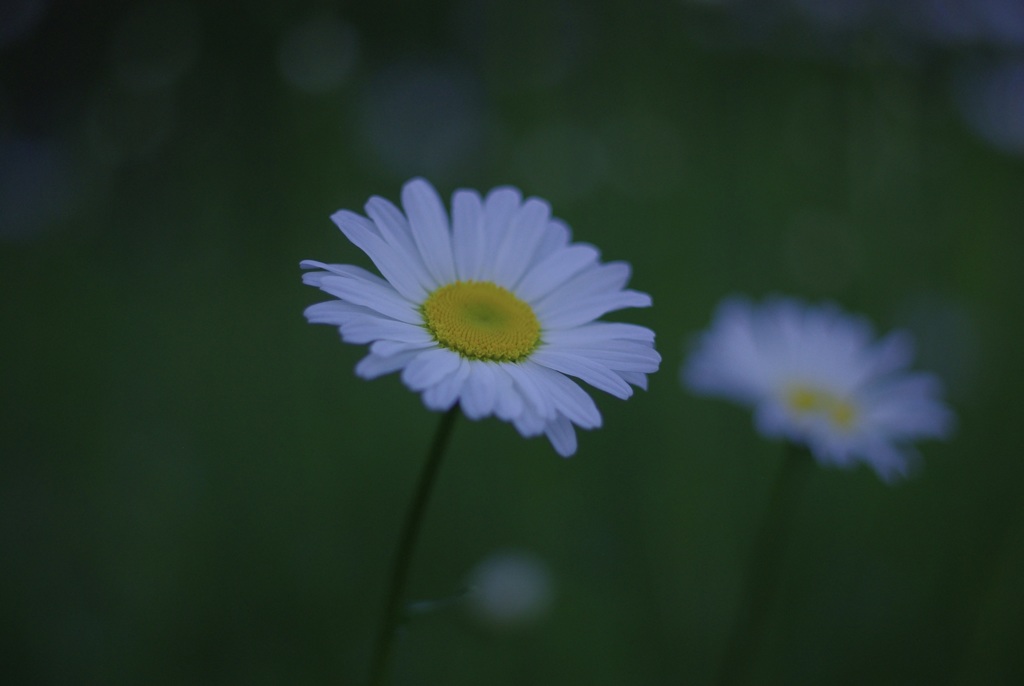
[2,1,1022,684]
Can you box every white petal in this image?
[543,322,655,346]
[618,371,648,390]
[515,244,600,304]
[512,405,547,437]
[503,362,556,421]
[301,260,390,288]
[538,290,652,330]
[422,357,472,411]
[491,365,525,421]
[565,345,661,373]
[683,300,773,402]
[402,178,456,285]
[364,196,436,294]
[862,330,914,379]
[305,294,408,323]
[451,189,487,281]
[535,218,572,256]
[401,348,461,391]
[315,274,421,324]
[328,210,427,302]
[371,339,435,358]
[753,402,804,443]
[460,362,499,420]
[555,337,661,359]
[479,186,522,279]
[805,434,856,469]
[863,374,954,438]
[527,363,602,429]
[544,415,578,457]
[340,318,432,345]
[303,299,376,325]
[860,437,917,483]
[530,349,634,399]
[492,197,550,288]
[355,350,420,379]
[535,261,633,310]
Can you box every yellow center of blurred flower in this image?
[785,385,858,430]
[422,281,541,362]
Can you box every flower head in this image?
[682,295,954,482]
[302,178,660,456]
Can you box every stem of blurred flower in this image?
[368,405,460,686]
[715,443,810,686]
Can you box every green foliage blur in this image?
[2,1,1022,684]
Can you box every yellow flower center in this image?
[785,384,858,430]
[421,281,541,362]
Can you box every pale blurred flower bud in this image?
[466,550,554,629]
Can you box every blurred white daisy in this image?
[302,178,659,456]
[683,296,954,482]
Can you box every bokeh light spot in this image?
[0,135,77,242]
[466,550,554,629]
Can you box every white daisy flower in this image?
[302,177,660,457]
[683,295,954,482]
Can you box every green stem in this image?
[715,443,810,686]
[368,406,460,686]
